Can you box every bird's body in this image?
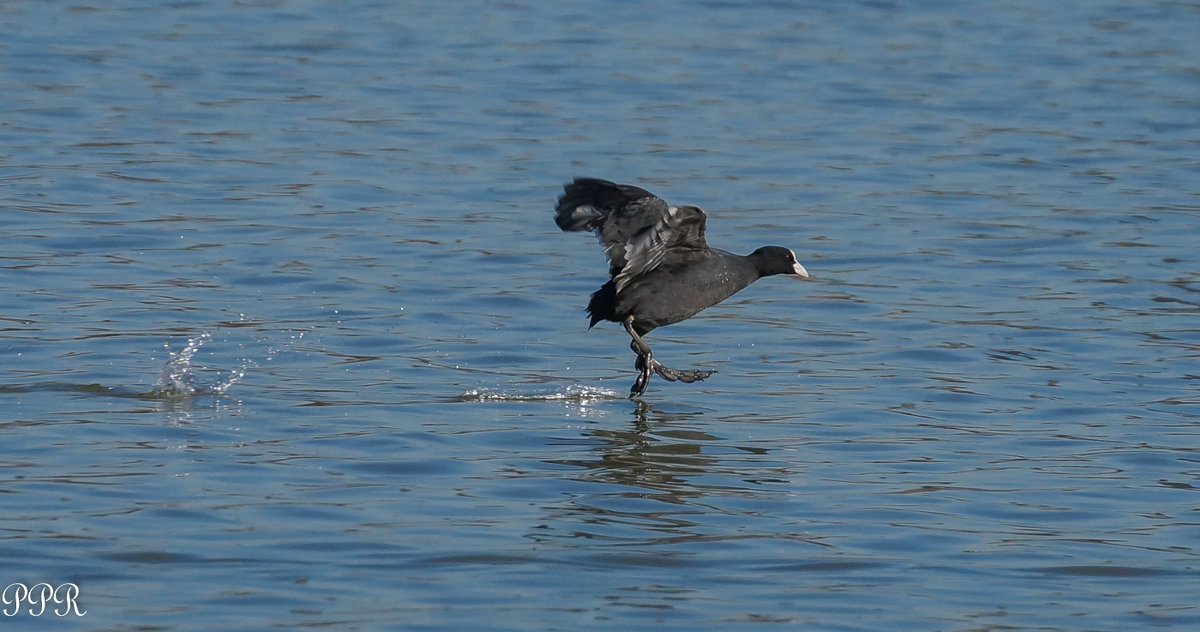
[589,247,769,334]
[555,177,808,397]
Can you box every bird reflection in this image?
[570,402,719,493]
[536,402,734,546]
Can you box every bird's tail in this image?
[586,280,617,328]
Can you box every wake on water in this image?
[11,327,615,406]
[0,331,263,402]
[456,384,620,403]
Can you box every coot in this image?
[555,177,808,397]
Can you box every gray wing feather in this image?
[556,179,709,291]
[610,203,708,293]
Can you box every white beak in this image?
[792,262,809,278]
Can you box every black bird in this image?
[555,177,808,397]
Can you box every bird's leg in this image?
[625,316,654,397]
[623,316,716,397]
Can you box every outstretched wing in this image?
[554,177,658,234]
[610,203,708,293]
[555,178,709,291]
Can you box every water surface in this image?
[2,1,1199,630]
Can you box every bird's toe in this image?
[654,364,715,383]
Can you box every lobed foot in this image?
[653,362,716,384]
[623,316,714,397]
[630,352,654,397]
[629,353,716,397]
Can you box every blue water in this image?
[3,1,1199,630]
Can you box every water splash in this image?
[455,384,619,403]
[153,332,249,397]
